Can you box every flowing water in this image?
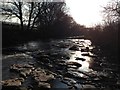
[2,39,120,89]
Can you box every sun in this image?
[65,0,110,27]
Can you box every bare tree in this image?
[1,0,68,31]
[1,0,24,30]
[103,0,120,25]
[35,2,67,29]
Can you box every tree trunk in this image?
[20,19,23,30]
[19,2,23,30]
[27,2,34,30]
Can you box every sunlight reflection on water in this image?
[68,39,93,76]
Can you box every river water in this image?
[2,39,120,89]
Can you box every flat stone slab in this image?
[32,68,55,82]
[1,78,24,88]
[10,64,35,78]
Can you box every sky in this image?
[65,0,111,27]
[0,0,111,27]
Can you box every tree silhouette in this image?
[1,0,24,30]
[36,2,67,28]
[103,0,120,25]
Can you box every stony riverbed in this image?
[1,39,120,90]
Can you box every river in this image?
[2,39,120,89]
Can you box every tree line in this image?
[1,0,119,55]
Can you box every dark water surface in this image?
[2,39,120,89]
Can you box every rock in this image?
[28,62,35,66]
[19,87,28,90]
[10,64,22,72]
[23,64,34,68]
[10,64,34,73]
[66,61,82,68]
[63,77,76,84]
[32,68,55,83]
[18,78,25,83]
[75,57,86,61]
[82,84,96,89]
[50,79,68,88]
[34,73,54,82]
[2,78,22,89]
[68,86,75,90]
[81,52,90,56]
[48,64,53,68]
[20,72,27,78]
[69,45,79,51]
[38,54,50,59]
[81,47,89,52]
[74,83,82,89]
[66,56,70,59]
[10,64,34,78]
[59,43,69,48]
[38,82,51,88]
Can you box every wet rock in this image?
[50,79,68,88]
[32,68,55,82]
[28,62,35,66]
[48,64,53,68]
[68,86,75,90]
[23,64,34,68]
[75,57,86,61]
[58,43,69,48]
[82,84,96,89]
[19,72,27,78]
[58,62,66,67]
[10,64,22,72]
[81,47,89,52]
[64,71,76,78]
[81,52,90,56]
[2,78,23,89]
[38,54,50,59]
[10,64,34,78]
[66,61,82,68]
[74,83,82,89]
[38,82,51,88]
[10,64,34,72]
[34,73,54,82]
[63,77,77,84]
[69,45,79,51]
[19,87,28,90]
[49,53,58,57]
